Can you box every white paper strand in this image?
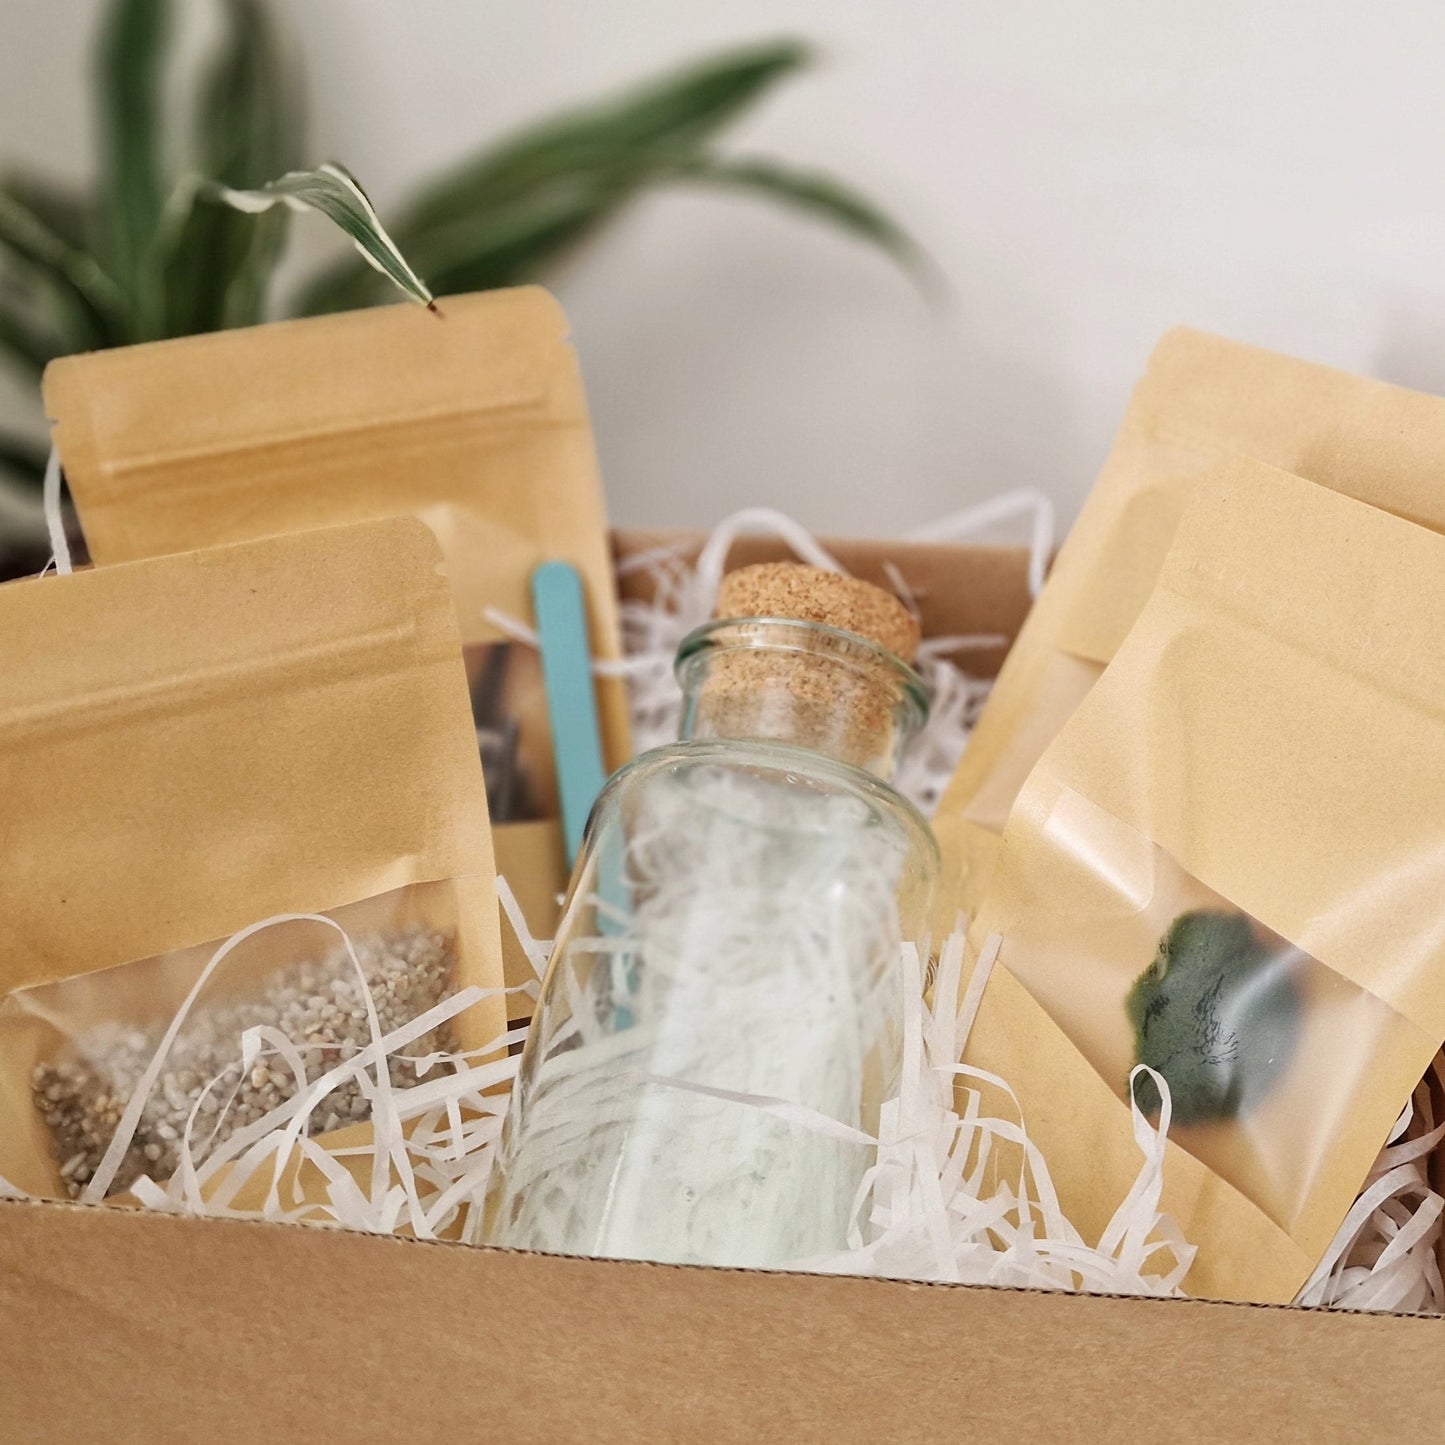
[1293,1054,1445,1313]
[41,444,72,577]
[902,486,1055,597]
[794,934,1194,1294]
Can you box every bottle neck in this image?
[674,618,928,780]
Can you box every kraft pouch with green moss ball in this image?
[932,326,1445,939]
[957,457,1445,1305]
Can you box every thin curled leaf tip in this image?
[211,161,433,308]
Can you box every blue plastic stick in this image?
[531,560,608,867]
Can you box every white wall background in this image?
[5,1,1445,542]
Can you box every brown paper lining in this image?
[0,519,504,1200]
[967,462,1445,1301]
[613,530,1033,685]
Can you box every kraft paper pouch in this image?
[0,518,505,1202]
[963,459,1445,1303]
[43,286,628,1013]
[934,327,1445,929]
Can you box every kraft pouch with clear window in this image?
[961,459,1445,1303]
[43,286,628,1013]
[934,327,1445,931]
[0,517,504,1202]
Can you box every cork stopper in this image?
[678,562,925,775]
[714,563,920,663]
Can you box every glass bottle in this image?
[482,564,938,1268]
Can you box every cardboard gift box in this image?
[2,533,1442,1443]
[4,1196,1441,1444]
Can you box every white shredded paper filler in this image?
[18,889,1196,1295]
[16,497,1441,1311]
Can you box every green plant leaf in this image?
[0,171,95,255]
[198,0,304,186]
[292,150,923,317]
[162,0,305,334]
[212,163,433,308]
[0,432,48,490]
[673,154,921,267]
[95,0,173,330]
[414,180,630,295]
[177,197,291,332]
[0,190,128,347]
[291,39,811,314]
[0,294,65,378]
[403,39,809,234]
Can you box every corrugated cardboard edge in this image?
[1,1196,1440,1443]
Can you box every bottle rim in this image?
[675,615,931,729]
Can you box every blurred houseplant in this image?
[0,0,914,551]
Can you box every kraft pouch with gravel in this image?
[0,518,505,1203]
[957,459,1445,1304]
[45,287,630,1012]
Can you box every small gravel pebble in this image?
[33,927,456,1198]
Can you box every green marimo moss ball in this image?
[1126,910,1300,1125]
